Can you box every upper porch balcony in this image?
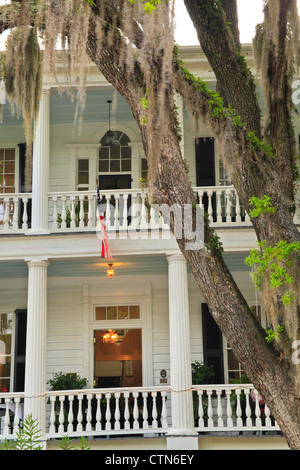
[0,185,253,233]
[1,186,299,243]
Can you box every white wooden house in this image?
[0,45,297,450]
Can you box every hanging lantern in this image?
[107,263,115,279]
[102,100,119,147]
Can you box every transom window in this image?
[99,131,131,173]
[95,305,140,321]
[0,313,13,393]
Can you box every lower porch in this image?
[0,383,284,450]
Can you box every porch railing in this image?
[193,384,280,433]
[45,386,170,439]
[0,193,32,233]
[0,385,282,442]
[1,186,299,234]
[0,392,25,438]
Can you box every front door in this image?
[99,174,132,226]
[94,328,143,389]
[195,137,216,220]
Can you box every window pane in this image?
[129,305,140,319]
[5,149,15,160]
[95,307,106,321]
[0,313,12,334]
[107,306,117,320]
[110,145,120,159]
[121,160,131,172]
[78,159,89,171]
[99,147,109,160]
[120,133,130,146]
[110,160,120,172]
[78,172,89,184]
[3,174,14,186]
[4,161,15,173]
[0,378,9,392]
[0,358,11,378]
[118,306,128,320]
[0,335,11,355]
[227,349,239,371]
[99,160,109,172]
[121,146,131,159]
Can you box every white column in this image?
[31,90,50,233]
[24,258,49,442]
[167,253,194,435]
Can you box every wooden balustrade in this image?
[0,385,282,442]
[0,194,32,232]
[0,393,24,438]
[1,185,299,234]
[46,387,170,438]
[193,385,281,433]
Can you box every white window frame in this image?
[0,144,19,194]
[0,309,16,393]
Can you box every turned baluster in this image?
[49,395,56,434]
[254,389,262,427]
[12,196,19,230]
[216,389,224,427]
[52,196,58,230]
[197,390,205,428]
[133,392,139,430]
[79,194,85,228]
[235,389,243,428]
[95,394,102,431]
[124,391,130,430]
[207,390,214,428]
[58,395,65,433]
[105,393,112,431]
[151,391,158,429]
[245,389,252,427]
[76,393,84,432]
[161,391,168,428]
[67,395,74,433]
[114,392,121,431]
[225,389,233,428]
[142,392,149,429]
[86,394,93,431]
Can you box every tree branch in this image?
[184,0,261,135]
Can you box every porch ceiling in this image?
[50,88,133,125]
[0,252,250,279]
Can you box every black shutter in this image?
[195,138,216,220]
[202,303,224,384]
[196,137,215,187]
[18,143,32,228]
[14,309,27,392]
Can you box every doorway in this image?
[98,174,132,226]
[94,328,143,389]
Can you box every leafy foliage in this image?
[249,195,275,218]
[245,240,300,305]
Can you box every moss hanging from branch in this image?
[4,26,43,188]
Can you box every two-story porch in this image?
[0,45,298,450]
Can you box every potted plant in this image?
[47,372,88,431]
[191,361,215,426]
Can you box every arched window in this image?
[99,131,131,173]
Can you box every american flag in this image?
[97,184,112,260]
